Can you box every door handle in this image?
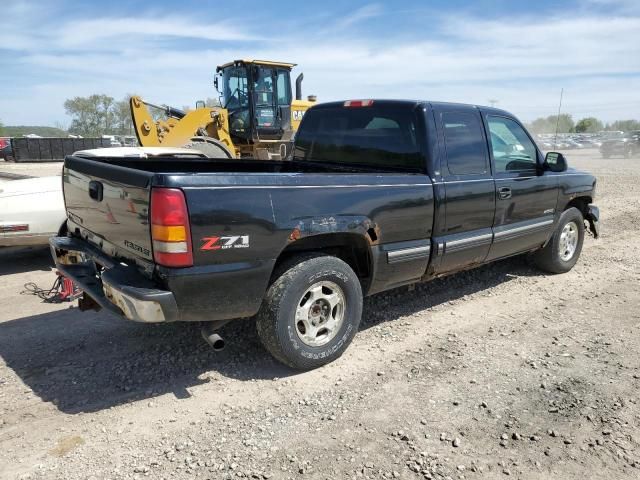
[498,187,512,200]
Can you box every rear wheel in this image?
[531,207,585,274]
[256,255,363,370]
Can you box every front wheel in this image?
[256,255,363,370]
[531,207,585,274]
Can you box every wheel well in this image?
[271,234,372,290]
[57,220,69,237]
[564,196,591,218]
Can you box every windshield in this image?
[221,66,249,110]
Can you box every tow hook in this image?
[201,321,230,352]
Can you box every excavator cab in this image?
[130,58,314,160]
[217,60,294,143]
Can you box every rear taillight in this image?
[150,188,193,267]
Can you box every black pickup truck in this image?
[51,100,599,369]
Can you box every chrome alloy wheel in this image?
[559,221,579,261]
[294,281,345,347]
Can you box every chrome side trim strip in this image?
[445,232,493,253]
[184,173,588,190]
[442,178,494,184]
[387,245,431,264]
[494,218,554,242]
[442,173,589,185]
[186,183,433,190]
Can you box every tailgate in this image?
[63,156,155,265]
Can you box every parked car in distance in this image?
[0,137,13,161]
[565,139,584,149]
[0,176,66,246]
[576,138,600,148]
[600,132,640,158]
[51,100,599,370]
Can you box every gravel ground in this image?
[1,149,639,480]
[0,160,63,178]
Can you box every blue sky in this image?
[1,0,639,126]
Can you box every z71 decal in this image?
[201,235,250,251]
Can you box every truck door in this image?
[482,114,559,261]
[431,106,496,275]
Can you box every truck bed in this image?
[62,153,434,321]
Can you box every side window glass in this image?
[276,70,291,106]
[442,112,487,175]
[487,116,538,173]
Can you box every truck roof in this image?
[312,99,513,117]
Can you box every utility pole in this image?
[553,88,564,149]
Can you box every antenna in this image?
[553,88,564,149]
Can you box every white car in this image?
[0,147,206,248]
[0,176,66,247]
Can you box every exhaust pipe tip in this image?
[201,325,226,351]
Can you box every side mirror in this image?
[544,151,567,172]
[214,76,219,91]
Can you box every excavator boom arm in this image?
[129,96,235,154]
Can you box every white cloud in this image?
[2,2,640,125]
[55,17,257,49]
[333,4,383,29]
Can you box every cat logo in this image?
[293,110,305,121]
[201,235,250,251]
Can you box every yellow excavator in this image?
[129,59,316,160]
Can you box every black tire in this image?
[531,207,585,274]
[256,255,363,370]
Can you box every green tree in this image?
[549,114,575,134]
[0,119,4,136]
[113,95,136,136]
[64,94,117,136]
[527,114,574,134]
[529,117,554,134]
[1,125,68,137]
[575,117,604,133]
[608,119,640,132]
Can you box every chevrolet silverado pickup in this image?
[50,100,599,369]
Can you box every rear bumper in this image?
[50,236,179,323]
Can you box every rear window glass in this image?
[293,105,424,171]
